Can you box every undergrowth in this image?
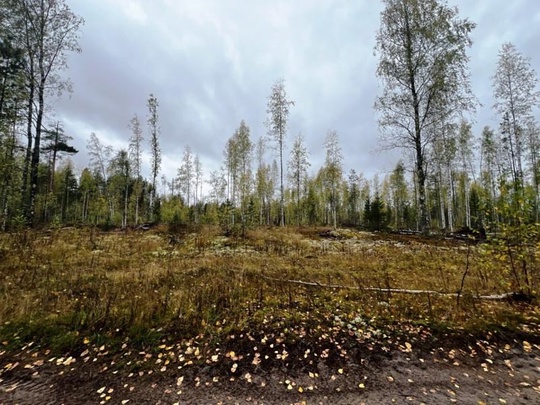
[0,226,538,356]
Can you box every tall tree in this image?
[526,121,540,221]
[0,31,25,229]
[128,114,144,225]
[233,120,253,229]
[479,126,503,226]
[374,0,475,233]
[208,169,226,204]
[8,0,83,224]
[388,161,409,229]
[109,149,131,228]
[288,134,310,225]
[177,145,193,206]
[0,32,26,124]
[323,130,343,229]
[254,137,271,225]
[147,93,161,219]
[266,78,294,226]
[223,137,238,209]
[492,43,539,192]
[346,169,364,226]
[193,154,203,222]
[87,132,113,220]
[42,122,77,193]
[457,120,474,227]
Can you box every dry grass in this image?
[0,226,538,352]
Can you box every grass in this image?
[0,225,538,359]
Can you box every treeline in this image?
[0,0,539,234]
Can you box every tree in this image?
[323,130,343,229]
[375,0,475,233]
[457,120,474,228]
[193,154,203,222]
[480,126,508,227]
[492,43,539,193]
[56,160,77,223]
[346,170,364,226]
[0,33,26,125]
[128,114,144,224]
[364,194,388,231]
[233,121,253,230]
[525,121,540,221]
[288,134,310,225]
[177,145,193,206]
[208,169,226,204]
[266,78,294,226]
[7,0,83,225]
[109,149,131,228]
[388,161,409,229]
[0,32,25,229]
[87,132,113,220]
[223,137,238,210]
[254,137,273,225]
[42,122,78,193]
[147,93,161,220]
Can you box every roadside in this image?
[2,335,539,404]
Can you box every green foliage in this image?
[364,195,389,231]
[481,180,540,295]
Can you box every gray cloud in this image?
[54,0,540,186]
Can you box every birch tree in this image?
[266,78,294,226]
[7,0,83,224]
[233,120,253,228]
[492,43,539,192]
[177,145,193,206]
[323,130,343,229]
[193,154,203,222]
[147,93,161,219]
[479,126,502,226]
[288,134,310,225]
[128,114,143,224]
[375,0,475,233]
[87,132,113,220]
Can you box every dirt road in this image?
[2,340,539,404]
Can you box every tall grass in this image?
[0,226,537,352]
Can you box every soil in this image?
[1,339,539,405]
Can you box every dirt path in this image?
[2,343,539,404]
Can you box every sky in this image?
[52,0,540,191]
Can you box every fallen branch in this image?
[260,276,524,301]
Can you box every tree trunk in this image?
[279,138,285,226]
[28,74,47,226]
[21,75,34,218]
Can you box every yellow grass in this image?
[0,226,537,352]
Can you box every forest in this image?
[0,0,538,237]
[1,0,540,403]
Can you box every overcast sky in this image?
[53,0,540,189]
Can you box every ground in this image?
[1,226,540,404]
[1,337,539,404]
